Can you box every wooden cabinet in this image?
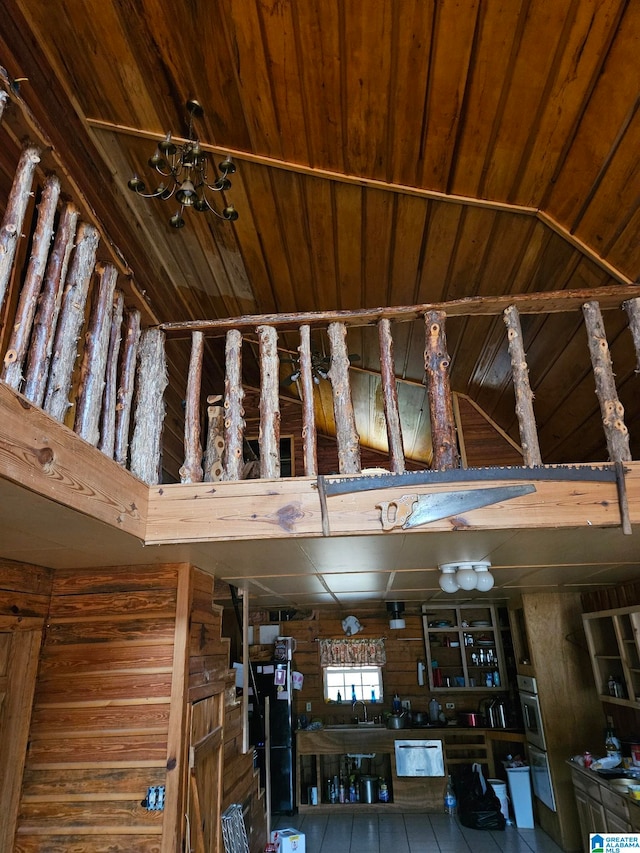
[583,605,640,709]
[422,604,507,691]
[571,764,637,850]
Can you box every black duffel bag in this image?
[457,762,506,831]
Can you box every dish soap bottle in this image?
[444,774,457,815]
[392,693,402,714]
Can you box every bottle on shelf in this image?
[605,719,621,760]
[392,693,402,714]
[336,690,342,704]
[379,779,389,802]
[444,774,457,815]
[429,697,440,723]
[351,684,357,703]
[371,688,376,703]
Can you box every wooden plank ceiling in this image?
[2,0,640,471]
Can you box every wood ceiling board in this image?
[545,3,640,230]
[386,195,429,307]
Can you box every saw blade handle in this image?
[376,494,418,531]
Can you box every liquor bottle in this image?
[444,775,457,815]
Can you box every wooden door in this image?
[188,693,224,853]
[0,627,42,850]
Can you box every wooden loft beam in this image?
[158,284,640,337]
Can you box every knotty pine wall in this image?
[250,608,497,723]
[5,562,265,853]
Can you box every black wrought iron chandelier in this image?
[127,99,238,229]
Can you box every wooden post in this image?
[203,395,225,482]
[503,304,543,466]
[327,321,361,474]
[257,324,281,479]
[130,328,168,485]
[43,222,100,423]
[424,310,459,470]
[378,318,405,474]
[22,202,79,406]
[98,290,125,458]
[74,263,118,446]
[2,175,61,390]
[582,300,632,462]
[298,324,317,476]
[114,309,141,467]
[223,329,245,481]
[0,145,41,316]
[179,330,204,484]
[623,297,640,373]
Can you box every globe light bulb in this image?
[438,564,459,594]
[474,563,495,592]
[456,566,478,590]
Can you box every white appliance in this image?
[517,674,556,812]
[394,739,444,776]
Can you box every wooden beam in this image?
[99,290,125,459]
[0,382,147,537]
[223,329,245,481]
[179,331,204,484]
[424,311,458,470]
[327,322,361,474]
[378,318,405,474]
[298,324,317,476]
[114,309,141,467]
[130,329,169,486]
[158,285,640,337]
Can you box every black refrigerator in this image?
[249,661,295,814]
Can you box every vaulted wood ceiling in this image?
[1,0,640,473]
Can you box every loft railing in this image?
[1,85,640,491]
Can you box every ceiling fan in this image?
[280,350,360,386]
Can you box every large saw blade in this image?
[381,483,536,530]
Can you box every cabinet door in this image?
[573,787,591,853]
[606,810,631,833]
[586,796,607,837]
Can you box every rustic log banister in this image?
[298,324,318,476]
[257,325,281,479]
[157,284,640,337]
[180,331,205,484]
[378,317,405,475]
[504,304,543,467]
[99,290,125,458]
[327,321,361,474]
[223,329,245,481]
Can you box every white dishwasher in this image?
[394,739,445,776]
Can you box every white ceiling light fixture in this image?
[438,561,494,594]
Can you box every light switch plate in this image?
[306,702,312,712]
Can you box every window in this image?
[323,666,383,703]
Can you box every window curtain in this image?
[319,638,386,666]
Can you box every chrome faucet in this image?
[352,699,368,723]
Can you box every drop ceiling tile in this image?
[321,572,389,593]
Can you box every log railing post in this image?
[2,174,60,390]
[223,329,245,481]
[378,318,405,474]
[503,304,542,466]
[22,202,79,406]
[74,262,118,446]
[43,222,100,423]
[327,321,361,474]
[623,297,640,373]
[114,309,141,467]
[582,300,631,462]
[130,328,168,485]
[257,325,281,479]
[98,290,125,458]
[180,330,204,483]
[0,144,41,315]
[298,324,317,476]
[424,310,459,470]
[204,395,225,482]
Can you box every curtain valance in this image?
[318,638,386,666]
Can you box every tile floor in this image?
[272,812,565,853]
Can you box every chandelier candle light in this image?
[128,99,238,229]
[438,561,494,593]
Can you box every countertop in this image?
[569,758,640,810]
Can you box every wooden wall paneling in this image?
[16,564,182,852]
